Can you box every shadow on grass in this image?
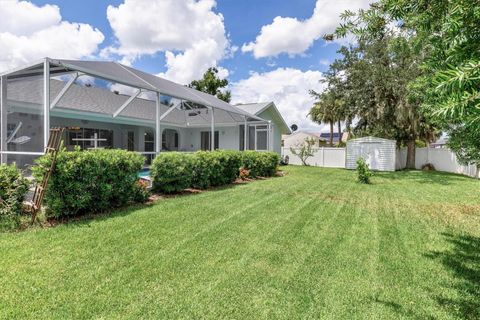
[35,179,260,230]
[372,296,435,320]
[426,233,480,319]
[375,170,471,186]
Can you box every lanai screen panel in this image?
[2,75,45,169]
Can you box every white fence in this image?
[396,147,478,178]
[282,147,346,167]
[283,146,479,178]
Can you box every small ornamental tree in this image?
[356,158,373,184]
[290,137,316,166]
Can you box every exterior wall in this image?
[282,132,321,149]
[346,137,396,172]
[185,126,240,151]
[257,108,283,154]
[282,147,345,167]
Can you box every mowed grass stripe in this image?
[0,166,478,319]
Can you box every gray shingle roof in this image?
[2,58,264,123]
[6,78,259,126]
[235,102,271,115]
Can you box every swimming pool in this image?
[138,169,151,178]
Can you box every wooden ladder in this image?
[30,128,64,223]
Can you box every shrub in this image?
[241,151,280,177]
[133,179,150,203]
[356,158,373,184]
[32,148,145,217]
[239,167,250,180]
[290,137,316,165]
[151,152,195,193]
[0,164,29,231]
[152,150,279,192]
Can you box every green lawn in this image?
[1,166,479,319]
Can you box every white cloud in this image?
[242,0,371,58]
[105,0,230,84]
[0,1,104,72]
[231,68,326,130]
[319,59,330,66]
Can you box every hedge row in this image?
[152,150,280,193]
[33,148,147,218]
[0,164,29,231]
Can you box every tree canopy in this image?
[383,0,480,166]
[188,67,231,103]
[315,5,439,167]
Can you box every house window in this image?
[66,127,114,150]
[127,131,135,151]
[201,131,219,150]
[144,130,154,152]
[255,125,268,151]
[162,129,179,151]
[247,125,269,151]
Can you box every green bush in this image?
[241,151,280,177]
[356,158,373,184]
[0,164,29,231]
[151,152,195,193]
[152,150,279,192]
[192,150,243,188]
[32,148,145,217]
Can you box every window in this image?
[256,131,268,150]
[201,131,219,150]
[66,127,114,150]
[127,131,134,151]
[239,125,245,150]
[144,130,154,152]
[162,129,179,151]
[246,125,270,151]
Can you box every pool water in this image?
[138,169,151,178]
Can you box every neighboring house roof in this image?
[236,102,291,134]
[282,131,326,141]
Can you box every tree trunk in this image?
[406,140,416,169]
[329,122,334,147]
[337,120,342,144]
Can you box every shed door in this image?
[360,142,381,170]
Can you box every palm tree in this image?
[309,90,343,146]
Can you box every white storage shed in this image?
[346,136,396,171]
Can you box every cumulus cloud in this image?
[105,0,230,84]
[242,0,371,58]
[0,1,104,71]
[231,68,326,130]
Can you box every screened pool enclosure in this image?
[0,58,274,168]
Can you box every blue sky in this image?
[0,0,371,130]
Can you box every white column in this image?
[243,116,247,151]
[210,107,215,151]
[43,59,50,149]
[254,125,257,151]
[267,121,272,151]
[155,92,161,154]
[0,76,6,163]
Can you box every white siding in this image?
[346,137,396,171]
[282,132,321,149]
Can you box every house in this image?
[235,102,291,154]
[319,132,349,145]
[0,58,290,168]
[281,131,326,148]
